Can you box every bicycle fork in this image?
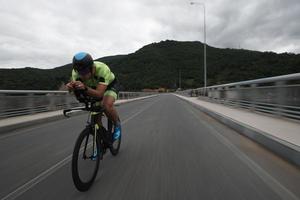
[81,124,99,160]
[92,124,99,159]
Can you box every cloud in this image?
[0,0,299,69]
[207,0,300,52]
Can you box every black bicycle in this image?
[63,89,121,191]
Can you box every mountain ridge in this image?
[1,40,299,90]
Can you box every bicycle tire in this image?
[72,127,101,191]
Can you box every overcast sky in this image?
[0,0,299,69]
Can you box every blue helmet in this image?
[72,52,94,75]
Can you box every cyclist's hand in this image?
[66,81,75,90]
[73,81,86,90]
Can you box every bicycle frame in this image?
[65,90,120,191]
[64,94,107,160]
[83,112,101,160]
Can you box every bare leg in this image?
[102,96,120,124]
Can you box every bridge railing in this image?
[180,73,300,120]
[0,90,156,119]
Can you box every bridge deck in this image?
[0,94,299,200]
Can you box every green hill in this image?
[1,40,300,90]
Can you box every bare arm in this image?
[71,81,107,98]
[86,84,107,98]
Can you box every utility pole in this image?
[190,2,207,94]
[179,68,182,89]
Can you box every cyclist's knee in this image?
[103,101,114,112]
[103,96,115,110]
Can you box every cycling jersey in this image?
[71,61,115,87]
[71,61,119,99]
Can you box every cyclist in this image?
[66,52,121,141]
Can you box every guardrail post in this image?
[249,84,258,111]
[275,81,286,117]
[48,93,56,111]
[27,93,35,115]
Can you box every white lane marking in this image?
[0,98,160,200]
[122,98,160,124]
[186,105,299,200]
[1,154,72,200]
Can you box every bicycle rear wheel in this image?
[72,127,101,191]
[108,120,121,156]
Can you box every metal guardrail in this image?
[180,73,300,120]
[0,90,156,119]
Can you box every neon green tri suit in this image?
[71,61,118,100]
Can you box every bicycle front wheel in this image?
[72,127,101,191]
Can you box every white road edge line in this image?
[185,100,299,200]
[1,98,159,200]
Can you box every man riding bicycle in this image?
[66,52,121,141]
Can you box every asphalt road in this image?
[0,94,299,200]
